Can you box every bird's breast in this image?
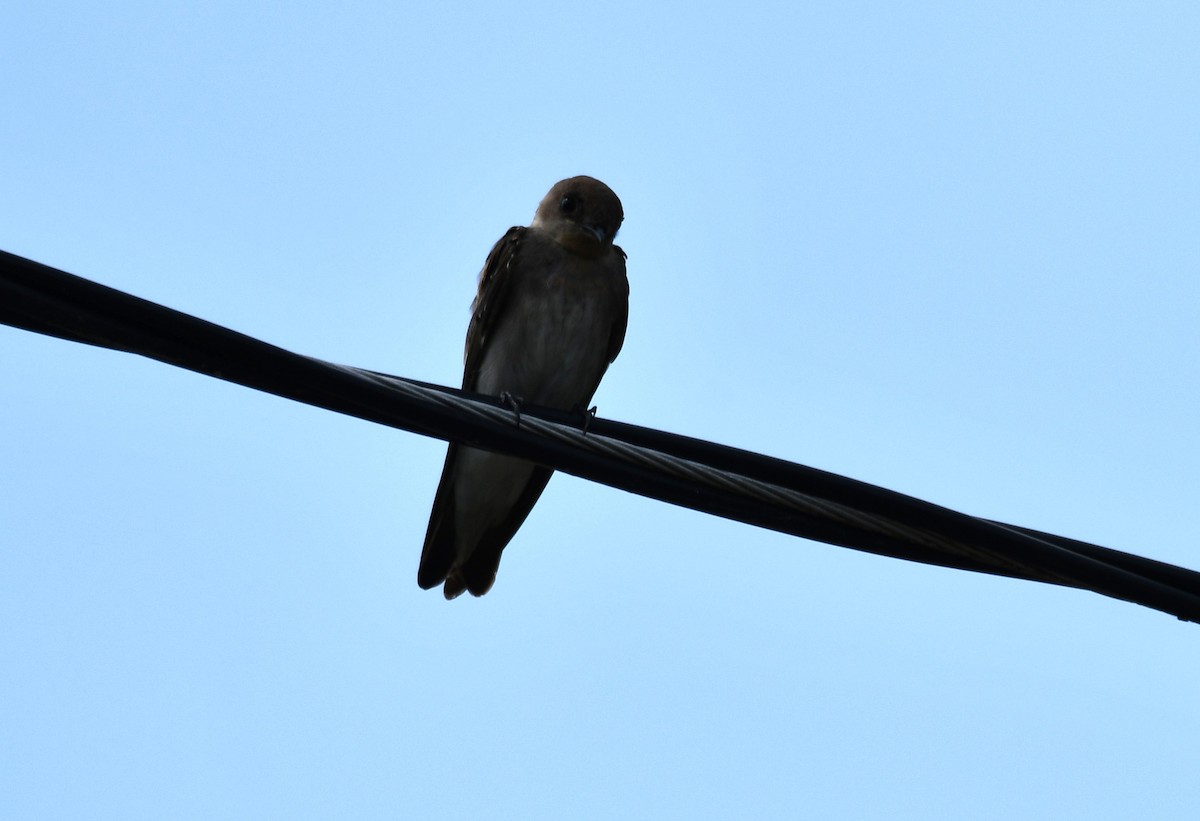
[474,258,618,409]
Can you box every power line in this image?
[4,248,1198,622]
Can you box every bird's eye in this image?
[559,195,578,214]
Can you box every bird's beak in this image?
[585,224,607,243]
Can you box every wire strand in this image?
[4,248,1198,622]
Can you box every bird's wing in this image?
[417,226,529,594]
[604,244,630,366]
[463,226,526,391]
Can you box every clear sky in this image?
[2,2,1198,819]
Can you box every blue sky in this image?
[2,2,1198,818]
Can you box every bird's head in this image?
[532,176,624,255]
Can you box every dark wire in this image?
[3,248,1198,622]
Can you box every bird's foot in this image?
[499,391,525,428]
[572,404,599,436]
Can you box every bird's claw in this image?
[499,391,525,428]
[575,404,598,436]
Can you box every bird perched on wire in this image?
[418,176,629,598]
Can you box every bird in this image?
[418,176,630,599]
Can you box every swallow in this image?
[417,176,629,598]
